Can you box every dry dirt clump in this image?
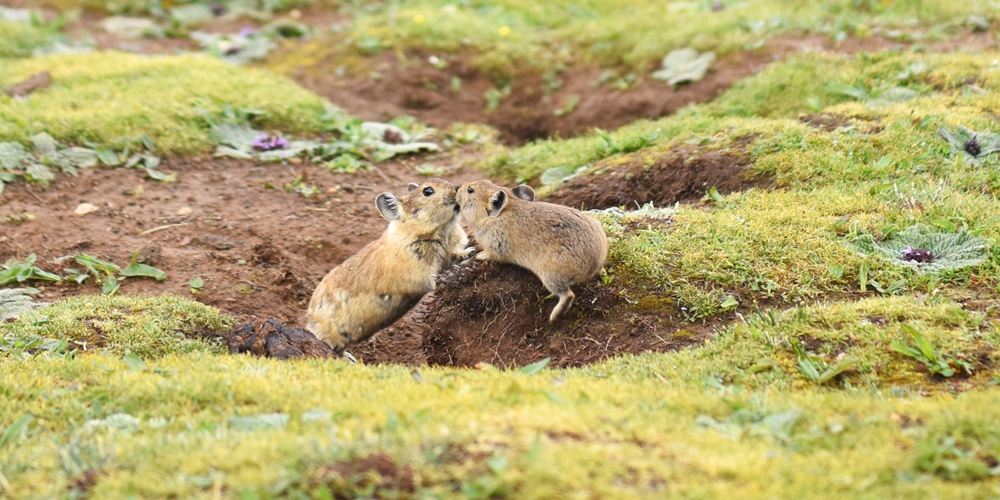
[546,136,764,210]
[417,260,706,369]
[313,453,417,499]
[226,318,336,359]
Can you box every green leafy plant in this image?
[938,126,1000,164]
[651,48,716,86]
[915,433,998,481]
[791,339,858,384]
[0,254,61,286]
[891,324,972,378]
[210,108,439,166]
[853,224,988,274]
[71,253,166,295]
[520,358,551,375]
[0,287,41,321]
[0,133,169,194]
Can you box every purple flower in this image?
[901,246,934,264]
[239,27,256,37]
[252,134,289,151]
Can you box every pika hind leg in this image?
[548,288,575,323]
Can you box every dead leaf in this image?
[74,203,98,216]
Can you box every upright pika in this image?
[307,179,470,354]
[457,179,608,323]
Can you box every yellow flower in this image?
[498,26,510,36]
[414,14,425,23]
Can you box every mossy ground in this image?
[2,2,1000,497]
[0,52,329,154]
[343,0,988,80]
[0,20,51,58]
[3,294,232,358]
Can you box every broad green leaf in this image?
[0,414,33,447]
[75,254,120,276]
[122,351,147,371]
[121,263,167,281]
[228,413,289,431]
[520,357,551,375]
[817,356,859,384]
[826,83,869,100]
[102,275,120,295]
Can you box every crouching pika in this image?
[457,179,608,323]
[307,179,470,354]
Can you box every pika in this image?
[306,179,470,354]
[457,179,608,323]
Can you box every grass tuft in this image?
[2,293,232,358]
[0,52,330,154]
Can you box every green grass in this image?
[3,8,1000,497]
[0,20,51,58]
[487,49,1000,318]
[1,342,999,498]
[0,52,330,154]
[3,294,232,358]
[32,0,336,15]
[342,0,989,80]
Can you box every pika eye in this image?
[423,187,434,196]
[467,187,475,194]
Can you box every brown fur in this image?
[306,179,470,353]
[457,179,608,322]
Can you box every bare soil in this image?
[0,153,480,327]
[417,260,707,369]
[546,135,764,210]
[278,32,996,145]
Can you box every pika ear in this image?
[488,190,508,218]
[512,184,535,201]
[408,183,419,192]
[375,193,401,221]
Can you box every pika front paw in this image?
[457,246,476,259]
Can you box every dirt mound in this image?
[546,137,763,210]
[227,318,336,359]
[416,260,704,369]
[314,453,416,498]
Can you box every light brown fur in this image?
[306,179,470,353]
[457,179,608,323]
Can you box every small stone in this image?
[177,206,193,216]
[75,203,98,216]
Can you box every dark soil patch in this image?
[546,137,763,210]
[315,454,416,499]
[799,113,852,132]
[227,318,336,359]
[416,260,706,369]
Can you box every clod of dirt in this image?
[226,318,336,359]
[799,113,851,132]
[314,454,416,498]
[546,137,763,210]
[418,260,703,368]
[4,71,52,98]
[198,233,238,250]
[136,244,161,265]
